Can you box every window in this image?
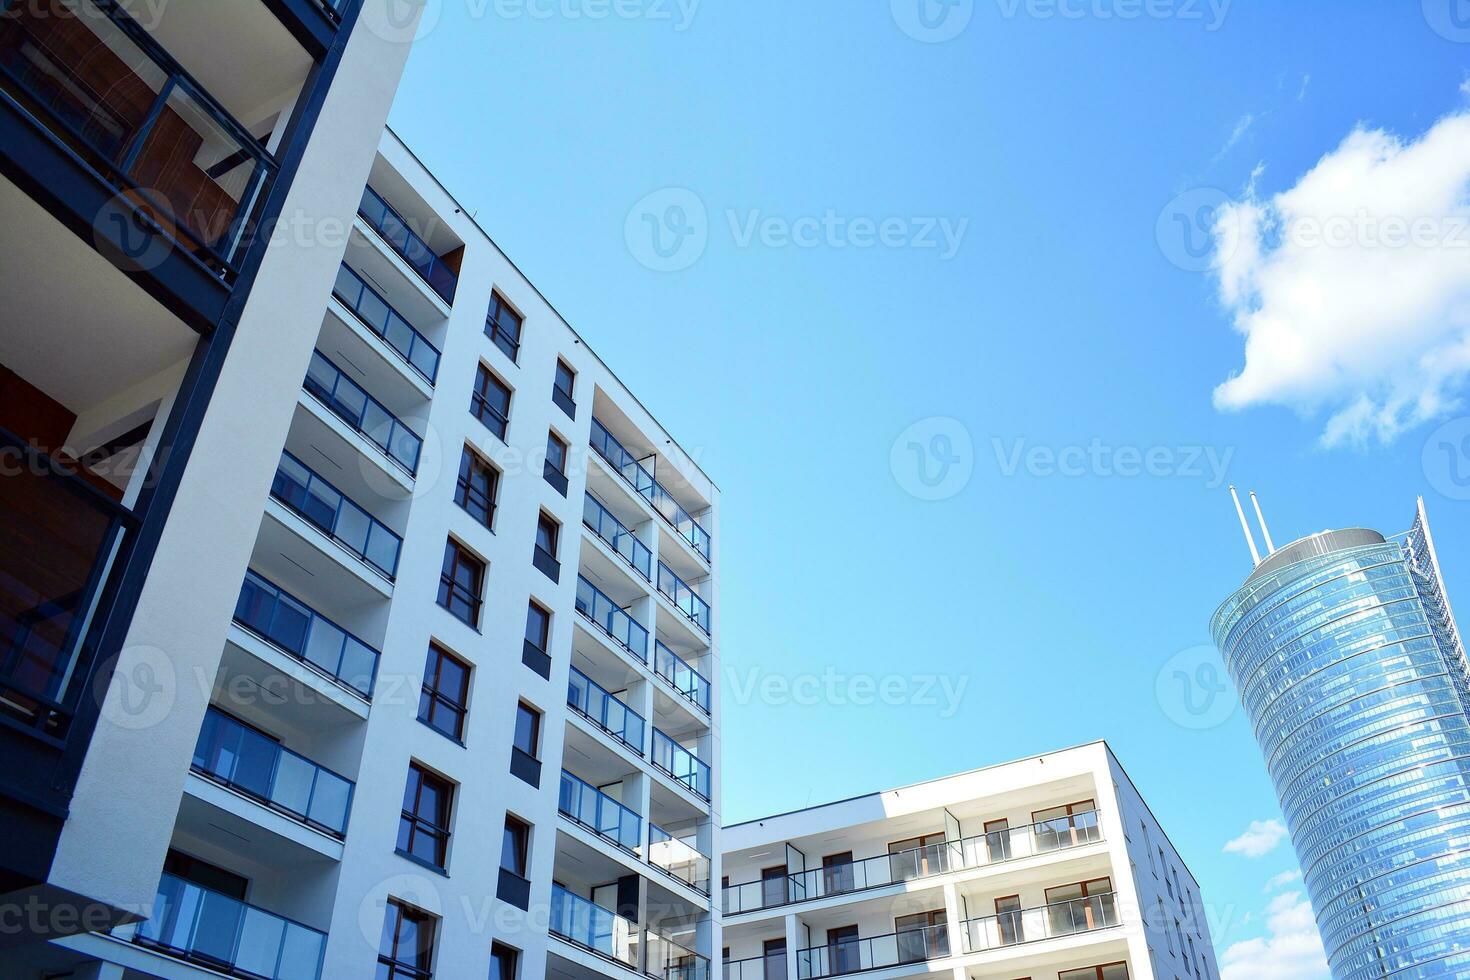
[501,816,530,877]
[438,539,484,627]
[532,512,562,580]
[491,943,520,980]
[418,644,470,741]
[1160,900,1174,953]
[513,702,541,758]
[471,365,512,440]
[822,852,855,895]
[1187,936,1197,974]
[486,293,523,362]
[552,359,576,417]
[543,431,569,495]
[525,601,551,653]
[398,764,453,871]
[894,909,948,962]
[498,815,533,909]
[164,849,247,900]
[522,600,552,678]
[455,446,498,529]
[378,899,436,980]
[889,831,947,879]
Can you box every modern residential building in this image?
[1,0,423,944]
[1212,495,1470,980]
[721,743,1218,980]
[0,10,723,976]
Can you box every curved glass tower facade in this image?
[1212,501,1470,980]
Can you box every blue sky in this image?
[388,2,1470,975]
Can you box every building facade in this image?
[0,14,723,976]
[721,743,1217,980]
[1212,499,1470,980]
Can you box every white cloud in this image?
[1214,113,1256,162]
[1208,102,1470,447]
[1220,891,1331,980]
[1264,869,1303,892]
[1223,818,1288,858]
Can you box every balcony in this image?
[568,666,646,754]
[726,953,787,980]
[331,263,441,385]
[0,428,136,736]
[303,350,422,477]
[576,574,649,663]
[357,184,458,305]
[270,451,401,581]
[796,924,949,979]
[133,872,326,979]
[232,570,379,700]
[0,0,276,282]
[961,893,1120,952]
[650,933,711,980]
[649,823,711,894]
[191,707,354,839]
[657,562,711,635]
[654,641,710,715]
[590,418,711,562]
[722,808,1104,914]
[559,769,643,855]
[550,884,639,969]
[585,492,652,581]
[652,728,710,802]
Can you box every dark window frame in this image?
[418,643,471,742]
[398,763,454,872]
[486,292,524,363]
[454,445,499,530]
[378,897,438,980]
[437,539,485,628]
[471,364,513,441]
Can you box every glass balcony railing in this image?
[649,824,711,894]
[0,0,275,278]
[270,451,401,580]
[134,873,326,979]
[722,808,1104,914]
[725,953,787,980]
[657,563,711,634]
[559,770,643,854]
[303,350,421,476]
[590,419,711,561]
[567,666,645,753]
[652,728,710,801]
[0,427,136,735]
[192,707,354,837]
[796,925,949,979]
[649,933,711,980]
[358,185,458,304]
[549,884,638,968]
[654,641,710,715]
[232,570,379,699]
[583,493,652,581]
[331,264,441,384]
[962,893,1120,952]
[575,575,649,662]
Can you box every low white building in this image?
[720,743,1216,980]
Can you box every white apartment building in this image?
[720,744,1217,980]
[0,4,722,974]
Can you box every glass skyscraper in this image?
[1212,499,1470,980]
